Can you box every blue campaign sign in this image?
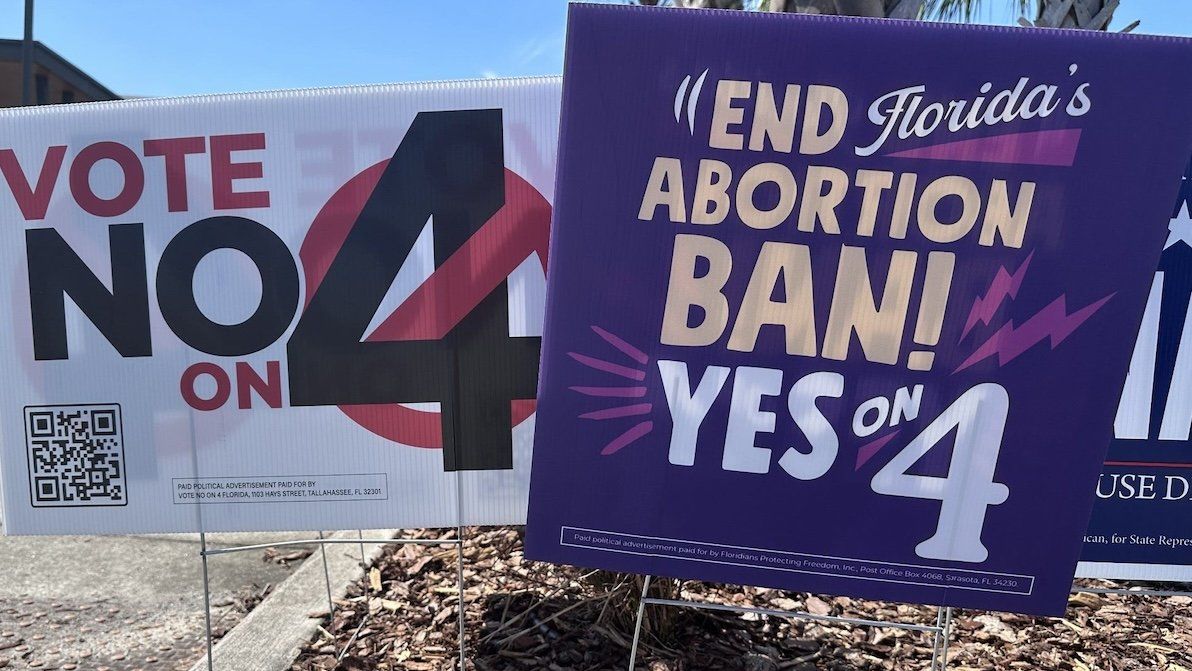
[524,3,1192,616]
[1080,157,1192,581]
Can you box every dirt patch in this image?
[291,527,1192,671]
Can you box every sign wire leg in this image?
[455,469,467,670]
[627,575,654,671]
[939,607,954,670]
[928,606,945,670]
[200,532,215,671]
[358,529,367,568]
[317,530,335,617]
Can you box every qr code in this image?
[24,404,127,508]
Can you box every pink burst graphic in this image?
[960,252,1034,341]
[568,326,655,455]
[954,293,1114,373]
[854,430,901,471]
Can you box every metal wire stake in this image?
[929,606,945,670]
[317,530,334,617]
[358,529,367,568]
[627,575,654,671]
[201,537,441,556]
[641,596,939,633]
[455,469,467,670]
[1074,585,1192,598]
[628,589,946,669]
[200,531,215,671]
[939,607,955,670]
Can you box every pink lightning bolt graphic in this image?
[954,293,1115,373]
[960,252,1034,341]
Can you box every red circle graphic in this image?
[299,161,550,448]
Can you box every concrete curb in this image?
[188,529,396,671]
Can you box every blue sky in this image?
[2,1,1189,98]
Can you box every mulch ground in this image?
[291,527,1192,671]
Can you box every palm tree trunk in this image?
[1031,0,1119,30]
[775,0,926,16]
[828,0,886,15]
[769,0,1121,26]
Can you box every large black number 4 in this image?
[287,109,540,471]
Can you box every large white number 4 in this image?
[871,383,1010,563]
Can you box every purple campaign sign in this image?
[526,3,1192,616]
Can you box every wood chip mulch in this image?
[291,527,1192,671]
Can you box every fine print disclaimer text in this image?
[1084,532,1192,550]
[562,527,1034,595]
[172,473,388,504]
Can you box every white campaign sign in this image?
[0,78,560,535]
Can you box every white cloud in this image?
[514,31,564,67]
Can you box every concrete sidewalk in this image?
[189,530,394,671]
[0,527,324,670]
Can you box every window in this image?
[61,90,74,104]
[34,74,47,105]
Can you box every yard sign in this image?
[0,78,559,534]
[525,4,1192,616]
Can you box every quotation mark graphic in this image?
[674,69,709,135]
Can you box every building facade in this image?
[0,40,118,107]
